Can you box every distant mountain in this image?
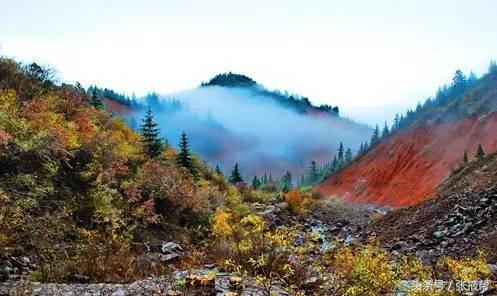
[103,73,371,179]
[201,72,340,116]
[317,63,497,206]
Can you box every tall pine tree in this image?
[251,175,260,189]
[371,124,380,146]
[337,142,344,164]
[393,114,400,131]
[229,163,243,184]
[215,164,223,177]
[345,148,352,163]
[309,161,319,184]
[281,171,293,192]
[381,121,390,138]
[177,131,196,176]
[140,107,163,158]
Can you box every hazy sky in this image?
[1,0,496,124]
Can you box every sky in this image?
[1,0,497,125]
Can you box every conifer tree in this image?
[489,60,497,74]
[475,144,485,160]
[140,106,163,158]
[345,148,352,163]
[337,142,344,164]
[281,171,293,192]
[309,161,319,184]
[358,142,364,155]
[177,131,196,176]
[363,141,369,152]
[462,150,468,164]
[371,124,380,146]
[381,121,390,138]
[215,164,223,176]
[262,172,268,184]
[393,114,400,131]
[90,87,104,109]
[331,156,338,172]
[251,175,260,189]
[229,163,243,184]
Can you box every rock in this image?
[434,229,448,238]
[343,235,354,246]
[301,276,320,291]
[229,276,244,291]
[159,242,184,262]
[19,257,30,265]
[161,242,183,254]
[488,264,497,275]
[204,263,217,269]
[68,273,90,284]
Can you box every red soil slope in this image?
[316,112,497,207]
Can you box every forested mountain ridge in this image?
[317,63,497,206]
[200,72,340,116]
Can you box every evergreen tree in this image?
[358,142,364,155]
[345,148,352,163]
[215,164,223,176]
[393,113,400,131]
[309,161,319,184]
[337,142,344,164]
[451,69,467,96]
[370,124,380,146]
[177,131,196,176]
[331,156,338,172]
[462,150,468,164]
[475,144,485,160]
[251,175,260,189]
[229,163,244,184]
[467,71,478,85]
[262,172,268,184]
[363,141,369,152]
[140,107,163,158]
[90,87,104,109]
[381,121,390,138]
[452,69,467,87]
[489,60,497,74]
[281,171,293,192]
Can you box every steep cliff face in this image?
[316,112,497,206]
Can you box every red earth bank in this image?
[316,112,497,207]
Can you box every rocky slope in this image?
[364,152,497,263]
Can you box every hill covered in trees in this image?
[201,72,340,116]
[317,63,497,206]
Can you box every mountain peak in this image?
[201,72,258,88]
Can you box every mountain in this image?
[316,64,497,206]
[104,73,371,179]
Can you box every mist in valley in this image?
[128,85,372,179]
